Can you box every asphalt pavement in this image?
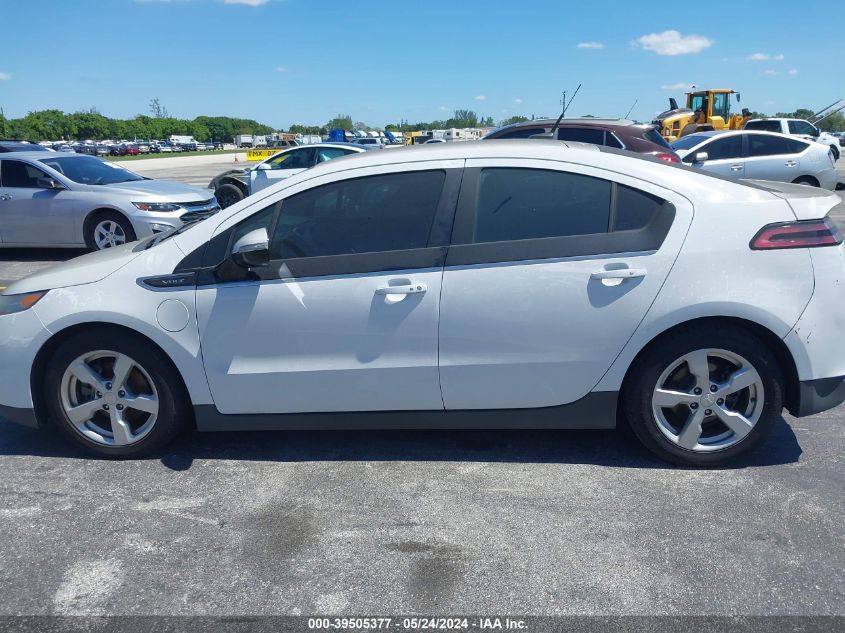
[0,155,843,618]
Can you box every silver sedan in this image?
[0,152,218,250]
[671,130,838,190]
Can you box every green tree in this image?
[500,115,529,126]
[327,114,353,130]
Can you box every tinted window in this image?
[1,160,52,188]
[671,133,713,150]
[702,135,742,160]
[747,134,807,157]
[644,128,672,149]
[556,127,605,144]
[473,168,611,243]
[270,170,445,258]
[788,120,818,136]
[744,120,781,132]
[605,133,624,149]
[316,147,355,163]
[614,185,664,231]
[266,148,315,170]
[493,127,548,139]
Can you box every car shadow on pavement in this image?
[0,415,802,471]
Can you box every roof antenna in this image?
[550,83,581,138]
[624,98,638,120]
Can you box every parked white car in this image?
[2,141,844,465]
[209,143,365,208]
[744,118,841,161]
[0,152,219,250]
[671,130,838,189]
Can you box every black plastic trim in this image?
[193,391,618,432]
[0,404,38,429]
[140,272,197,289]
[793,376,845,417]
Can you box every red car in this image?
[484,118,681,163]
[124,144,140,156]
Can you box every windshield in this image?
[671,134,713,150]
[38,154,144,185]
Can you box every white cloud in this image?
[438,106,449,112]
[514,98,523,104]
[474,95,486,101]
[788,68,798,75]
[0,72,10,81]
[636,30,712,56]
[762,69,777,76]
[774,54,784,61]
[661,82,693,91]
[223,0,269,5]
[275,66,287,72]
[577,42,604,49]
[746,53,769,61]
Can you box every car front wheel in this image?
[622,326,783,466]
[86,212,137,250]
[43,330,191,457]
[215,183,245,209]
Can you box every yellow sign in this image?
[246,149,281,161]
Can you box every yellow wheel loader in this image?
[654,89,752,142]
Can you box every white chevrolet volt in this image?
[1,141,844,465]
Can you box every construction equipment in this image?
[809,99,845,126]
[654,89,751,142]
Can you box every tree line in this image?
[0,108,275,142]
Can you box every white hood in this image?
[2,242,145,295]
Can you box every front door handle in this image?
[730,164,743,171]
[785,160,798,167]
[591,268,647,287]
[0,194,11,201]
[376,283,426,295]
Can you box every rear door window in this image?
[747,134,808,157]
[744,120,781,133]
[701,135,743,161]
[556,127,606,145]
[493,127,548,139]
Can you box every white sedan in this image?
[2,141,844,465]
[671,130,838,189]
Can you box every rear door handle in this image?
[785,160,798,167]
[0,194,11,201]
[591,268,647,286]
[730,164,743,171]
[375,283,427,302]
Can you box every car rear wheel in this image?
[43,330,190,457]
[792,176,820,187]
[86,212,136,250]
[622,326,783,466]
[215,183,245,209]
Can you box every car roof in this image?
[0,151,68,160]
[492,118,645,132]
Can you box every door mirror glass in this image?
[256,162,272,171]
[694,151,709,163]
[36,176,63,190]
[231,227,270,268]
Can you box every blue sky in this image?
[0,0,837,127]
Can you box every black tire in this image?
[621,325,784,466]
[215,183,245,209]
[42,329,192,457]
[84,211,136,251]
[792,176,820,187]
[830,145,840,162]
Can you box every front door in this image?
[250,147,317,194]
[0,159,77,245]
[197,164,462,414]
[689,134,745,178]
[438,160,691,410]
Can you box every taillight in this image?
[750,217,843,250]
[654,152,680,163]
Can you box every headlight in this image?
[150,223,177,234]
[0,291,48,316]
[132,202,182,212]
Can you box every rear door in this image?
[438,159,692,410]
[744,134,808,182]
[0,159,77,245]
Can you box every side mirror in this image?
[36,177,64,190]
[256,162,273,171]
[694,151,709,163]
[231,227,270,268]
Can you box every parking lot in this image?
[0,156,843,617]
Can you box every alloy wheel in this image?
[651,348,764,452]
[93,220,127,249]
[59,351,159,447]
